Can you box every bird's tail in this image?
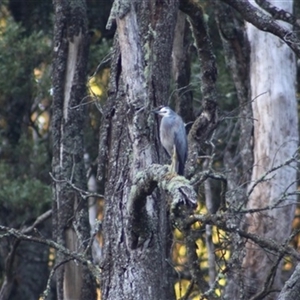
[177,162,185,176]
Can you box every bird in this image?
[153,106,188,176]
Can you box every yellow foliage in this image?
[174,228,184,240]
[283,257,293,271]
[195,238,204,256]
[174,279,191,299]
[34,67,43,80]
[88,77,103,96]
[48,247,55,268]
[178,244,187,257]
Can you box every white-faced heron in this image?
[153,106,188,176]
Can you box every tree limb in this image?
[221,0,300,58]
[188,213,300,261]
[179,0,219,177]
[127,164,197,248]
[0,226,101,279]
[255,0,300,30]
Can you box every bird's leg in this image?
[165,146,178,180]
[170,145,177,174]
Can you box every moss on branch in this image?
[127,164,197,249]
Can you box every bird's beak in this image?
[151,106,161,114]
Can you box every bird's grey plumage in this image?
[153,106,188,176]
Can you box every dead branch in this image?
[40,258,74,300]
[249,251,284,300]
[188,213,300,261]
[50,172,104,199]
[0,225,101,279]
[0,210,52,300]
[179,0,218,177]
[22,210,52,234]
[248,155,298,197]
[127,164,197,248]
[221,0,300,58]
[254,0,300,30]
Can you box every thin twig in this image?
[0,226,102,279]
[247,156,298,197]
[40,258,74,300]
[49,172,104,199]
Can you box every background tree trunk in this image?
[278,263,300,300]
[99,1,179,299]
[52,0,97,299]
[2,0,300,299]
[214,2,252,297]
[242,0,298,298]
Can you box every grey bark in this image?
[99,1,179,299]
[221,0,300,57]
[52,0,97,299]
[172,11,194,122]
[242,1,298,299]
[214,2,252,298]
[278,263,300,300]
[179,0,218,179]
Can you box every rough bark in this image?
[242,0,298,298]
[221,0,300,58]
[214,1,253,188]
[177,2,220,296]
[99,1,179,299]
[52,0,97,299]
[214,2,252,297]
[172,11,194,122]
[278,263,300,300]
[179,0,218,179]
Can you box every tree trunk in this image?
[99,1,179,299]
[243,0,298,298]
[52,0,97,299]
[278,263,300,300]
[214,2,252,297]
[172,10,194,122]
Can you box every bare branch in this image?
[255,0,300,30]
[0,226,101,279]
[127,164,197,249]
[187,213,300,261]
[0,210,52,300]
[22,210,52,234]
[49,172,104,200]
[129,164,197,211]
[248,155,298,197]
[221,0,300,57]
[249,252,284,300]
[179,0,218,177]
[40,258,74,300]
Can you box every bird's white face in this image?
[156,106,172,117]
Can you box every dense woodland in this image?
[0,0,300,299]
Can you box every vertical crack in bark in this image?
[101,2,180,299]
[64,32,82,120]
